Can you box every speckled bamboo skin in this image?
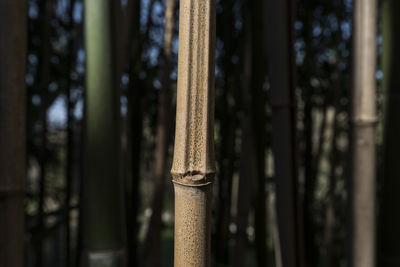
[171,0,216,265]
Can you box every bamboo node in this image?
[171,171,215,187]
[350,116,378,126]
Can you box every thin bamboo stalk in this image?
[0,1,27,266]
[65,1,76,266]
[171,0,216,265]
[37,1,52,265]
[350,0,377,267]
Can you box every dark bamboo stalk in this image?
[171,0,216,265]
[266,0,303,266]
[0,1,27,266]
[323,104,339,267]
[65,1,76,266]
[126,0,142,266]
[232,9,255,265]
[214,1,236,264]
[250,0,268,264]
[37,1,52,265]
[350,0,377,266]
[378,0,400,265]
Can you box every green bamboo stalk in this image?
[0,1,26,266]
[350,0,377,267]
[83,0,124,265]
[171,0,216,265]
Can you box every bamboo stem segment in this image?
[83,0,124,265]
[0,1,26,266]
[351,0,377,267]
[171,0,216,265]
[266,0,304,266]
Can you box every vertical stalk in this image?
[126,0,142,266]
[65,1,76,266]
[378,0,400,266]
[249,1,268,265]
[171,0,216,265]
[37,0,52,265]
[266,0,303,266]
[350,0,377,267]
[232,7,255,265]
[0,1,27,266]
[214,1,236,264]
[83,0,124,265]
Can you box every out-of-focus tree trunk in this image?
[125,0,143,266]
[377,1,400,266]
[83,0,125,265]
[170,0,216,265]
[141,0,176,266]
[266,0,304,267]
[232,8,255,265]
[65,1,76,266]
[301,2,317,265]
[323,103,339,267]
[36,0,52,265]
[350,1,377,267]
[214,1,236,265]
[0,1,27,267]
[249,1,268,266]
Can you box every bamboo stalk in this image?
[0,1,26,266]
[266,0,303,266]
[126,0,142,266]
[37,0,52,264]
[377,0,400,266]
[83,0,124,265]
[350,0,377,267]
[171,0,216,265]
[65,1,76,266]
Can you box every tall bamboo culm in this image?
[0,1,26,266]
[171,0,216,266]
[350,0,377,267]
[266,0,303,267]
[83,0,124,265]
[378,0,400,265]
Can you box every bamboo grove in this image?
[1,0,398,266]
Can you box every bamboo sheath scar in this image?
[171,0,216,266]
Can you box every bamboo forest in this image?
[1,0,398,266]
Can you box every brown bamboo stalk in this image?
[171,0,216,265]
[0,1,27,266]
[350,0,377,267]
[266,0,303,266]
